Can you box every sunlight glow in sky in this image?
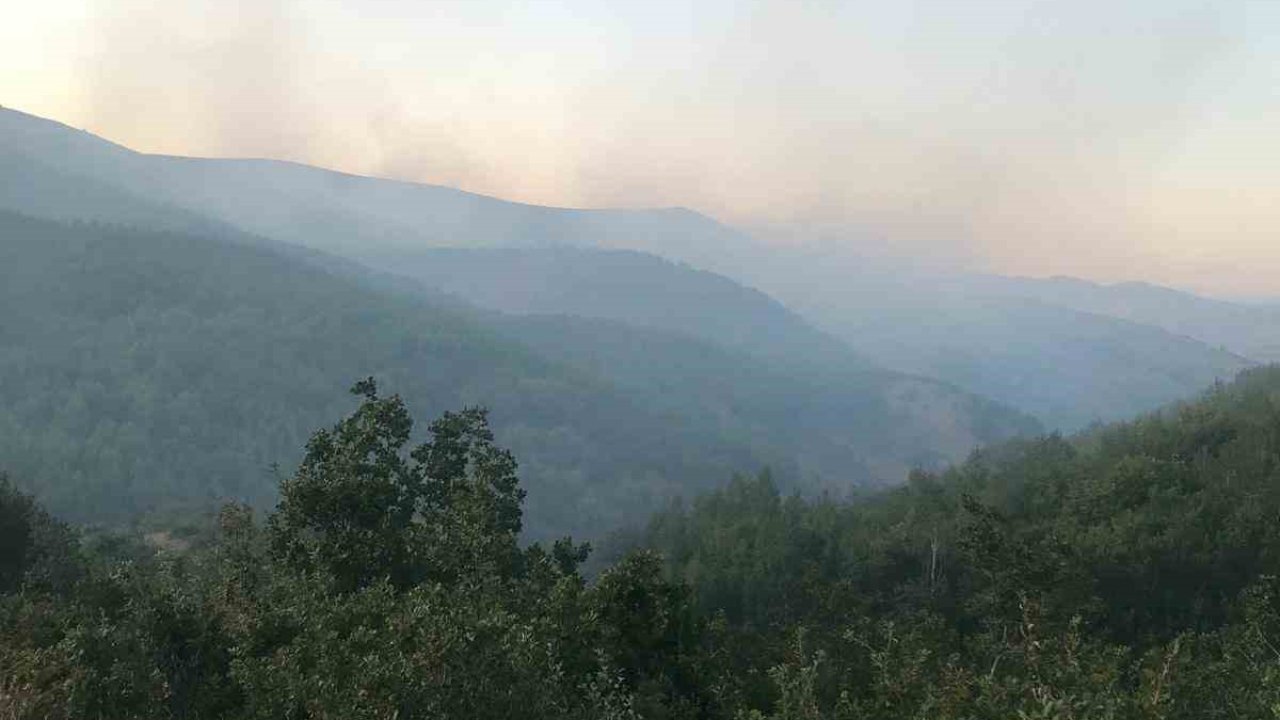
[3,0,1278,294]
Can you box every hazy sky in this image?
[3,0,1278,294]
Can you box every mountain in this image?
[623,365,1280,716]
[720,253,1256,430]
[0,210,748,539]
[642,365,1280,639]
[802,290,1250,431]
[0,142,230,235]
[0,106,755,270]
[6,326,1279,720]
[972,274,1280,363]
[357,246,874,377]
[1,105,1251,432]
[489,314,1036,483]
[355,245,1037,470]
[0,211,1038,539]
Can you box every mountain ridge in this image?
[0,210,1040,538]
[2,104,1266,432]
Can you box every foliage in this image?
[7,369,1280,717]
[1,384,701,719]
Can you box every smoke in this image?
[73,0,311,158]
[23,0,1278,292]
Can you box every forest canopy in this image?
[7,368,1280,718]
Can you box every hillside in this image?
[6,356,1280,718]
[1,106,1252,433]
[375,247,1258,431]
[845,296,1251,430]
[0,211,1037,539]
[0,211,753,539]
[0,107,754,270]
[735,257,1255,429]
[629,364,1280,715]
[361,246,873,376]
[646,364,1280,635]
[977,274,1280,362]
[490,314,1036,483]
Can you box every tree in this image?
[268,378,422,591]
[0,474,79,595]
[268,378,527,592]
[0,473,37,594]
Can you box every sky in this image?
[2,0,1278,295]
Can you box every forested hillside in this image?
[0,211,748,538]
[980,274,1280,363]
[0,211,1035,539]
[342,243,1256,436]
[288,246,1034,476]
[634,364,1280,715]
[491,314,1030,482]
[6,367,1280,717]
[357,246,869,377]
[3,2,1274,715]
[380,246,1257,430]
[1,106,1262,432]
[745,259,1255,429]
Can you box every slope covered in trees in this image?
[0,211,1035,539]
[491,314,1033,481]
[984,274,1280,363]
[355,246,871,377]
[744,258,1255,429]
[370,245,1258,432]
[7,368,1280,718]
[634,364,1280,716]
[1,105,1260,432]
[0,211,747,539]
[2,388,695,719]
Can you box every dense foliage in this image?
[7,369,1280,718]
[637,366,1280,717]
[1,382,706,719]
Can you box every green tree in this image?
[268,379,526,592]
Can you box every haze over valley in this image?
[4,2,1280,716]
[2,104,1270,443]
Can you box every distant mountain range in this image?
[2,104,1270,436]
[975,274,1280,363]
[356,246,874,377]
[0,106,750,268]
[733,261,1258,429]
[0,108,1048,537]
